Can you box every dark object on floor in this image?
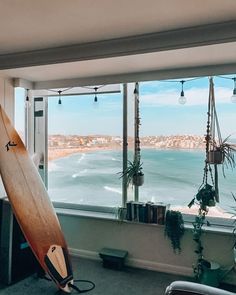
[165,280,236,295]
[0,199,41,285]
[99,248,128,270]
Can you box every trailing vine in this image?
[165,210,185,253]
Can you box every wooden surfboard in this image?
[0,105,73,293]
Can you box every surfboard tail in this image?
[45,245,73,293]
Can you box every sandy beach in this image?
[171,205,234,219]
[48,146,118,161]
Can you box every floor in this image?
[0,256,235,294]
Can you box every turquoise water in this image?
[48,149,236,211]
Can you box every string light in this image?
[58,90,62,105]
[25,89,31,108]
[178,80,187,105]
[94,87,98,103]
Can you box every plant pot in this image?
[132,173,144,186]
[207,150,224,164]
[200,261,220,287]
[117,207,127,221]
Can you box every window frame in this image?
[29,81,236,228]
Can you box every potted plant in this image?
[207,136,236,171]
[188,183,217,212]
[119,158,144,187]
[164,210,185,254]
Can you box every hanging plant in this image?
[206,78,236,179]
[119,159,144,187]
[189,186,212,281]
[191,208,211,282]
[189,183,217,212]
[164,210,185,253]
[188,77,232,282]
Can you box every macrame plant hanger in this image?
[203,77,221,202]
[134,82,141,168]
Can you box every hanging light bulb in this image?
[94,87,98,103]
[231,77,236,103]
[58,90,62,105]
[24,89,31,108]
[178,80,187,105]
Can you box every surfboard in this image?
[0,105,73,293]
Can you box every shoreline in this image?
[48,146,204,161]
[48,146,120,161]
[171,205,234,219]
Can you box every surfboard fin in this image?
[45,245,73,293]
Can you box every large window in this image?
[46,78,236,219]
[47,92,123,207]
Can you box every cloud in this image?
[140,86,232,106]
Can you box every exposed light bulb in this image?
[179,80,187,105]
[24,89,31,108]
[58,90,62,105]
[178,92,187,104]
[93,87,99,108]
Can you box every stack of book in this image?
[126,201,169,225]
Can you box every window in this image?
[47,91,123,207]
[46,78,236,220]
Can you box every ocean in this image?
[48,149,236,212]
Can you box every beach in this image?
[48,146,117,161]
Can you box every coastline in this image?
[171,205,233,219]
[48,146,119,161]
[48,146,204,161]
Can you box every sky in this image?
[15,76,236,138]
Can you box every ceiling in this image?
[1,0,236,88]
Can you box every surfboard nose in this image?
[44,245,73,293]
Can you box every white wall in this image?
[57,213,235,283]
[0,77,14,120]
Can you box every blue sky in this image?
[15,76,236,138]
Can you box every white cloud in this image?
[140,86,232,106]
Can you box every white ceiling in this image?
[1,0,236,88]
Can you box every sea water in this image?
[48,149,236,212]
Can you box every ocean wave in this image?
[104,186,122,195]
[111,157,121,161]
[72,169,88,178]
[77,153,85,164]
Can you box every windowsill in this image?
[55,207,235,235]
[56,207,117,221]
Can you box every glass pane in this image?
[138,77,236,218]
[47,92,123,207]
